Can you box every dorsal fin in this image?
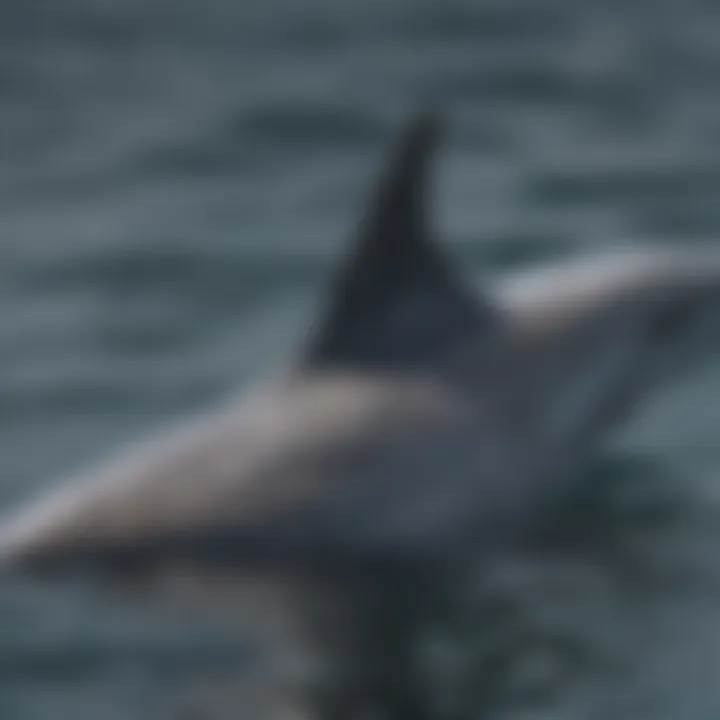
[303,111,497,371]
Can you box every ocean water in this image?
[4,0,720,717]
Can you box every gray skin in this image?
[2,114,720,720]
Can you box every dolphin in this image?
[2,113,720,719]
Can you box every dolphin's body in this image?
[2,114,720,719]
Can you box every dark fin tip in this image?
[302,108,492,372]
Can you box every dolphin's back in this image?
[0,373,506,573]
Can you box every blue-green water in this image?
[4,0,720,717]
